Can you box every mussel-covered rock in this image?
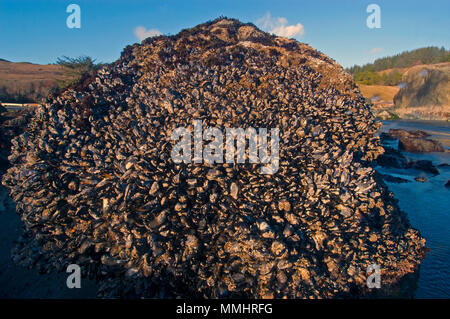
[2,18,426,298]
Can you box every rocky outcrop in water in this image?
[388,129,430,140]
[376,146,439,176]
[387,129,445,153]
[1,18,426,298]
[399,137,444,153]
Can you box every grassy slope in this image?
[0,61,69,103]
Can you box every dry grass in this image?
[0,61,66,80]
[0,61,69,102]
[358,84,400,102]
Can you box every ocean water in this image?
[377,120,450,298]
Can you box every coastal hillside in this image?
[0,60,67,103]
[347,46,450,79]
[348,47,450,120]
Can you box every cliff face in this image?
[393,63,450,120]
[2,18,425,298]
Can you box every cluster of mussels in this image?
[2,18,425,298]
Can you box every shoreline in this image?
[376,120,450,298]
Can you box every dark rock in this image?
[381,174,410,183]
[407,159,439,175]
[445,180,450,188]
[388,129,429,139]
[377,146,439,175]
[376,146,408,169]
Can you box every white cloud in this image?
[256,12,304,38]
[271,23,305,38]
[134,26,162,41]
[370,47,383,54]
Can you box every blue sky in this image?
[0,0,449,68]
